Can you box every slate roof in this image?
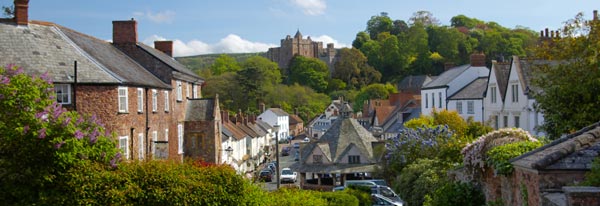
[268,108,289,116]
[448,77,488,100]
[184,98,215,121]
[289,114,303,124]
[397,75,434,93]
[512,56,557,98]
[512,121,600,170]
[491,62,511,101]
[136,43,202,83]
[423,64,477,88]
[0,22,120,84]
[57,25,170,88]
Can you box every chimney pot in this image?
[112,20,138,44]
[545,28,549,38]
[14,0,29,26]
[154,41,173,57]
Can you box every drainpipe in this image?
[73,61,77,111]
[145,88,149,160]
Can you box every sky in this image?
[3,0,600,57]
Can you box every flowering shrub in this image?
[0,64,120,204]
[486,141,543,175]
[462,128,537,176]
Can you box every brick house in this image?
[0,0,204,161]
[184,97,221,164]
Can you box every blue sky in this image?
[3,0,600,57]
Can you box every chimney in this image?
[545,28,549,38]
[327,43,334,49]
[259,102,265,113]
[14,0,29,26]
[540,30,544,38]
[470,52,486,67]
[221,110,229,123]
[112,19,137,44]
[294,108,298,115]
[154,41,173,57]
[444,62,455,71]
[594,10,598,21]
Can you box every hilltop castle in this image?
[265,30,337,72]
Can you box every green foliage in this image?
[288,55,329,93]
[366,12,394,39]
[403,115,434,129]
[264,83,329,122]
[530,12,600,139]
[320,191,361,206]
[583,157,600,186]
[432,109,468,137]
[466,117,494,139]
[0,65,120,205]
[486,141,542,175]
[176,53,263,75]
[424,181,485,206]
[333,48,381,90]
[353,83,397,111]
[210,54,241,75]
[395,158,451,206]
[343,188,373,206]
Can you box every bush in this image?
[320,191,360,206]
[424,181,485,206]
[343,188,372,206]
[486,141,543,175]
[583,157,600,186]
[394,158,451,206]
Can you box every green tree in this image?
[353,83,397,111]
[352,31,371,49]
[333,48,381,89]
[366,12,393,39]
[288,55,329,93]
[407,23,433,75]
[210,54,241,75]
[0,65,120,204]
[530,12,600,139]
[395,158,451,206]
[450,15,483,29]
[264,83,329,122]
[202,72,244,110]
[2,5,13,18]
[409,11,440,27]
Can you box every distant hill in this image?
[176,53,265,74]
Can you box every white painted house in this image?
[421,53,489,120]
[483,56,545,136]
[258,108,290,141]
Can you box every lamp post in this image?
[274,124,281,189]
[224,146,233,164]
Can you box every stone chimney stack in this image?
[545,28,549,38]
[594,10,598,21]
[470,52,486,67]
[259,102,265,113]
[154,41,173,57]
[14,0,29,26]
[112,19,138,44]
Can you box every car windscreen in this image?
[281,170,293,175]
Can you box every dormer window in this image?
[348,155,360,164]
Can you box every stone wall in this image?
[184,120,219,163]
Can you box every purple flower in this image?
[23,125,29,134]
[38,128,47,139]
[35,110,48,119]
[54,141,65,149]
[0,76,9,85]
[52,106,64,119]
[62,117,71,127]
[76,117,84,125]
[74,130,84,140]
[89,128,99,144]
[110,153,122,168]
[40,72,52,84]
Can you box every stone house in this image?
[184,97,221,164]
[483,56,546,136]
[420,53,489,121]
[0,1,203,161]
[307,97,344,139]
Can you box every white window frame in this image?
[348,155,360,164]
[55,84,71,104]
[186,83,191,98]
[165,129,169,141]
[137,88,143,113]
[119,135,129,159]
[193,84,199,98]
[138,133,144,160]
[467,101,474,114]
[491,86,497,103]
[164,91,170,112]
[438,92,442,108]
[151,131,158,158]
[512,84,519,102]
[178,124,184,154]
[456,102,463,114]
[118,87,128,113]
[176,80,182,101]
[152,89,157,112]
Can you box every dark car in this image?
[281,146,290,156]
[258,169,273,182]
[293,142,300,149]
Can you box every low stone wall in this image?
[564,186,600,206]
[302,183,334,191]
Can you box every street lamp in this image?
[274,124,281,189]
[224,146,233,164]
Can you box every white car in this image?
[303,137,310,142]
[371,194,403,206]
[280,168,297,183]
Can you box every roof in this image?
[512,121,600,170]
[268,108,289,116]
[185,98,216,121]
[491,62,511,101]
[0,21,167,89]
[136,43,202,82]
[423,64,472,88]
[512,56,556,98]
[397,75,433,93]
[448,77,488,100]
[289,114,303,124]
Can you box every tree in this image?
[333,48,381,89]
[288,55,329,93]
[352,31,371,49]
[530,12,600,139]
[202,72,244,110]
[409,11,440,27]
[0,65,120,204]
[450,15,483,29]
[2,5,13,18]
[366,12,393,39]
[352,83,397,111]
[210,54,241,75]
[264,83,329,122]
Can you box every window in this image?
[152,89,157,112]
[313,155,323,164]
[55,84,71,104]
[178,124,183,154]
[118,87,128,113]
[138,133,144,160]
[137,88,143,113]
[467,101,474,114]
[432,93,435,108]
[165,129,169,141]
[425,93,428,108]
[348,155,360,164]
[494,116,499,129]
[164,91,169,112]
[512,84,519,102]
[193,84,199,98]
[176,80,182,101]
[503,116,508,128]
[491,86,497,103]
[514,116,520,128]
[119,136,129,159]
[456,102,463,114]
[187,83,191,98]
[438,92,442,108]
[151,131,157,158]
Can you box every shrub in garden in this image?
[0,65,120,205]
[423,181,485,206]
[486,141,543,175]
[343,187,372,206]
[394,158,451,206]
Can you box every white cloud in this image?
[290,0,326,16]
[142,34,277,57]
[311,35,350,48]
[133,10,176,24]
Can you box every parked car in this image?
[258,169,273,182]
[332,186,345,191]
[293,142,300,149]
[371,194,403,206]
[294,151,299,161]
[370,185,403,203]
[344,180,378,188]
[281,146,290,156]
[280,168,297,183]
[303,137,310,142]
